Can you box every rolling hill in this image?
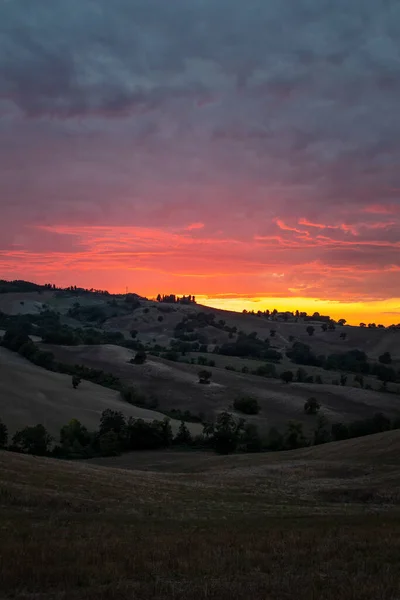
[44,343,400,433]
[0,347,202,436]
[1,431,400,599]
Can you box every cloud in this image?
[0,0,399,310]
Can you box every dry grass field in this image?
[0,347,202,436]
[1,431,400,599]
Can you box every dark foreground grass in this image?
[1,450,400,599]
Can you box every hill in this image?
[0,347,201,436]
[44,343,400,433]
[1,432,400,599]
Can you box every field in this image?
[1,431,400,599]
[0,347,202,436]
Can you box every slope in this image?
[1,431,400,600]
[0,347,201,436]
[44,343,400,433]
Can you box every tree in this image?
[338,319,347,326]
[340,374,347,386]
[265,426,284,451]
[379,352,392,365]
[331,422,349,441]
[233,397,260,415]
[285,421,306,450]
[306,325,315,337]
[12,424,53,455]
[240,423,262,453]
[354,374,364,388]
[315,375,323,384]
[98,430,121,456]
[99,409,126,439]
[213,412,244,454]
[313,415,331,445]
[60,418,91,449]
[280,370,294,384]
[360,322,366,328]
[133,350,147,365]
[339,332,347,340]
[321,323,328,332]
[304,397,320,415]
[0,418,8,449]
[296,367,308,382]
[72,375,81,389]
[130,330,138,339]
[174,421,193,446]
[198,370,212,384]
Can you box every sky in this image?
[0,0,400,325]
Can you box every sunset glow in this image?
[0,1,399,325]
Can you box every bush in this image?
[233,397,260,415]
[254,363,277,378]
[240,423,262,453]
[304,397,320,415]
[72,375,81,389]
[264,426,284,451]
[0,418,8,449]
[198,370,212,384]
[213,412,244,454]
[280,370,294,384]
[315,375,323,384]
[11,424,53,456]
[225,365,236,371]
[174,421,193,446]
[98,430,121,456]
[132,350,147,365]
[379,352,392,365]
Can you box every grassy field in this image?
[1,432,400,599]
[44,343,400,434]
[0,347,202,436]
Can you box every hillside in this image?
[44,343,400,433]
[1,432,400,599]
[0,347,201,436]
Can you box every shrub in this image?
[98,430,121,456]
[306,325,315,336]
[280,370,294,384]
[11,424,53,456]
[157,316,163,322]
[255,363,277,378]
[213,412,244,454]
[72,375,81,389]
[132,350,147,365]
[0,418,8,449]
[174,421,193,446]
[233,397,260,415]
[304,397,320,415]
[198,370,212,384]
[315,375,323,384]
[225,365,236,371]
[379,352,392,365]
[284,421,307,450]
[264,426,284,451]
[240,423,262,453]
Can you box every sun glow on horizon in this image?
[197,296,400,326]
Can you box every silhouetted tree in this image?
[72,375,81,389]
[0,418,8,449]
[174,421,193,446]
[198,370,212,384]
[304,397,320,415]
[306,325,315,336]
[12,424,53,456]
[379,352,392,365]
[280,370,294,384]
